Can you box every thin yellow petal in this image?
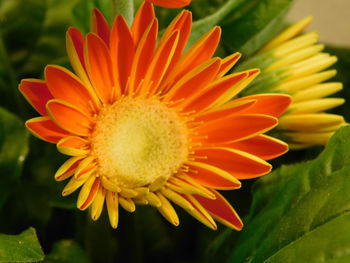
[276,70,337,93]
[145,192,162,207]
[106,191,119,229]
[160,187,194,211]
[279,113,345,132]
[91,187,106,221]
[261,16,313,52]
[119,196,136,212]
[156,193,179,226]
[289,98,345,114]
[293,82,343,102]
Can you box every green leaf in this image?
[221,0,294,56]
[72,0,112,33]
[0,227,44,263]
[0,107,28,208]
[187,0,245,47]
[44,240,90,263]
[208,126,350,262]
[111,0,134,26]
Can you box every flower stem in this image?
[112,0,134,25]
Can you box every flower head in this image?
[239,17,345,149]
[146,0,191,8]
[19,2,290,230]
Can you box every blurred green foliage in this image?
[208,126,350,262]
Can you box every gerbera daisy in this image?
[19,2,291,230]
[238,16,346,149]
[146,0,191,8]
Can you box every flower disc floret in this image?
[92,97,188,188]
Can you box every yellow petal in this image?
[276,70,337,93]
[266,44,324,72]
[160,187,194,211]
[119,196,136,212]
[274,32,319,57]
[289,98,345,114]
[279,113,345,132]
[261,16,313,52]
[156,193,179,226]
[106,191,119,228]
[90,187,106,221]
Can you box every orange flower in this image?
[19,2,291,230]
[146,0,191,8]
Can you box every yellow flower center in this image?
[91,97,188,188]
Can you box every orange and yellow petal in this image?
[228,135,289,161]
[25,117,70,143]
[19,79,53,116]
[85,33,115,104]
[46,99,93,136]
[194,147,272,179]
[194,190,243,230]
[45,65,99,114]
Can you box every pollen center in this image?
[91,97,188,188]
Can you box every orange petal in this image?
[164,58,221,102]
[159,10,192,85]
[131,1,155,46]
[194,100,256,123]
[57,136,90,156]
[19,79,53,116]
[164,26,221,89]
[236,94,292,117]
[194,114,278,144]
[194,147,272,179]
[66,27,85,68]
[85,33,115,104]
[129,19,158,94]
[181,194,217,230]
[91,8,110,44]
[228,134,289,160]
[146,0,191,8]
[45,65,99,115]
[110,15,135,92]
[217,53,241,78]
[194,190,243,230]
[186,161,241,190]
[141,30,179,95]
[25,116,70,143]
[75,156,96,179]
[46,99,93,137]
[180,71,248,113]
[54,156,84,181]
[213,69,260,107]
[66,27,91,87]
